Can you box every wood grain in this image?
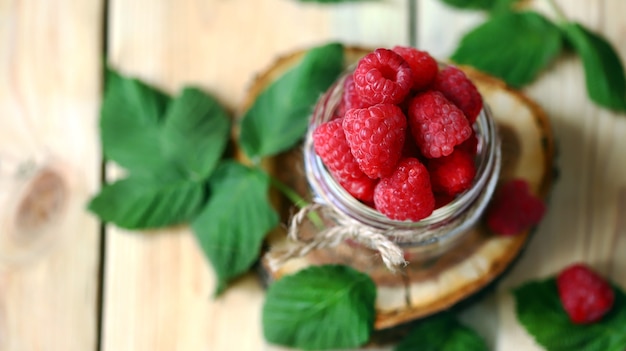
[424,1,626,350]
[0,0,103,350]
[102,1,408,351]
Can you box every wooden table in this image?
[1,0,625,350]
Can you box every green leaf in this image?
[100,69,172,177]
[513,278,626,351]
[161,87,231,180]
[262,265,376,350]
[451,11,563,88]
[561,22,626,112]
[439,0,497,10]
[439,0,518,12]
[101,71,231,180]
[239,42,345,159]
[87,176,205,229]
[394,312,488,351]
[191,161,278,295]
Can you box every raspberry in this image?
[401,127,421,159]
[392,46,438,91]
[343,73,368,111]
[353,48,412,105]
[557,263,615,324]
[407,91,472,158]
[434,193,455,208]
[374,158,435,221]
[457,129,478,155]
[433,65,483,124]
[313,119,377,203]
[343,104,406,179]
[427,149,476,196]
[334,73,368,118]
[486,179,546,235]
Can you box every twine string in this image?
[268,203,409,272]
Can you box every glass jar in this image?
[300,66,501,267]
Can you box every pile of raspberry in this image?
[313,47,483,222]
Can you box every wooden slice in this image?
[239,46,555,333]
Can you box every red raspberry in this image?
[457,129,478,155]
[486,179,546,235]
[353,48,412,105]
[374,158,435,221]
[392,46,438,91]
[343,104,406,179]
[313,119,377,203]
[407,91,472,159]
[434,193,455,209]
[401,127,421,159]
[557,263,615,324]
[427,149,476,196]
[334,73,368,118]
[343,73,368,111]
[433,65,483,124]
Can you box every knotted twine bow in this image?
[267,202,412,273]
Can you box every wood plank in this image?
[102,1,409,351]
[416,1,626,350]
[103,0,626,349]
[494,0,626,348]
[0,0,103,350]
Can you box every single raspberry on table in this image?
[343,104,406,179]
[486,179,546,235]
[433,65,483,124]
[374,158,435,221]
[427,149,476,196]
[353,48,412,105]
[557,263,615,324]
[313,118,377,203]
[407,90,472,159]
[392,46,439,91]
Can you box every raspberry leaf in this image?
[95,70,232,229]
[100,69,173,178]
[101,70,231,180]
[262,265,376,350]
[394,312,488,351]
[191,161,279,295]
[239,42,344,159]
[161,87,231,180]
[560,22,626,112]
[513,278,626,351]
[440,0,519,12]
[87,176,206,229]
[450,11,563,88]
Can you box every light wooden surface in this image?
[1,1,625,350]
[0,0,103,350]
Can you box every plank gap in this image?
[96,1,111,350]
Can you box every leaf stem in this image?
[268,174,324,228]
[269,175,308,209]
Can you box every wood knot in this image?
[14,168,67,234]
